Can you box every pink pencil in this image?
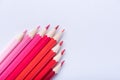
[6,25,49,80]
[0,30,27,64]
[0,27,39,78]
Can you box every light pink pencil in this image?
[0,30,27,64]
[6,25,49,80]
[0,26,39,76]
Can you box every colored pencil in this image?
[0,30,27,64]
[0,27,39,79]
[43,61,65,80]
[16,26,59,80]
[25,41,63,79]
[34,49,65,80]
[6,25,49,80]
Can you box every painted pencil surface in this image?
[0,27,39,80]
[16,26,59,80]
[43,61,65,80]
[0,30,27,64]
[25,41,63,79]
[6,26,49,80]
[34,49,65,80]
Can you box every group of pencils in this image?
[0,25,65,80]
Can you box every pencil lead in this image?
[60,41,63,46]
[23,29,27,34]
[55,25,59,30]
[61,49,65,55]
[62,29,65,32]
[61,60,65,66]
[37,25,40,30]
[46,24,50,30]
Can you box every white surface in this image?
[0,0,120,80]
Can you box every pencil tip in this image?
[61,60,65,66]
[55,25,59,30]
[61,49,65,55]
[60,41,63,46]
[23,29,27,34]
[62,29,65,32]
[46,24,50,30]
[37,25,40,30]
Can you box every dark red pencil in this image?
[34,49,65,80]
[43,61,65,80]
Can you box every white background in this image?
[0,0,120,80]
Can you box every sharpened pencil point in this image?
[46,24,50,30]
[62,29,65,32]
[61,61,65,66]
[23,29,27,34]
[61,49,65,55]
[37,26,40,30]
[60,41,63,46]
[55,25,59,30]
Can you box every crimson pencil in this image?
[6,25,49,80]
[43,61,65,80]
[0,27,39,79]
[25,41,63,79]
[0,30,27,64]
[34,49,65,80]
[16,26,59,80]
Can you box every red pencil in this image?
[16,26,59,80]
[34,49,65,80]
[43,61,65,80]
[25,41,63,79]
[6,25,49,80]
